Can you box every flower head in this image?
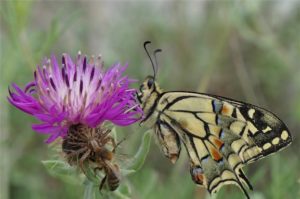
[8,52,142,143]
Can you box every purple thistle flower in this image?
[8,52,142,143]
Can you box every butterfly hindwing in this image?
[213,95,292,162]
[158,113,251,198]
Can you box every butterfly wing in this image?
[210,94,292,161]
[154,91,292,198]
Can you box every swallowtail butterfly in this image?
[137,41,292,198]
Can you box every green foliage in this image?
[124,130,152,173]
[42,160,80,185]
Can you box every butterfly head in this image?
[137,75,161,104]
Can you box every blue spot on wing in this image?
[220,130,225,139]
[212,100,223,113]
[218,159,224,165]
[201,155,209,163]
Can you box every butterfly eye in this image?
[147,78,154,88]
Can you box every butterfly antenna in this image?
[153,49,162,79]
[143,41,156,79]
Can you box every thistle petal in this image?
[8,52,142,143]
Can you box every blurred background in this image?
[1,1,300,199]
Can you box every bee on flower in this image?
[8,52,143,191]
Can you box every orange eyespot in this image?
[193,173,204,184]
[221,105,229,115]
[191,166,204,185]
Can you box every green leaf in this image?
[120,168,136,176]
[125,130,152,173]
[84,164,102,185]
[112,190,132,199]
[117,181,132,196]
[42,160,80,185]
[42,160,73,174]
[83,179,96,199]
[110,126,118,141]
